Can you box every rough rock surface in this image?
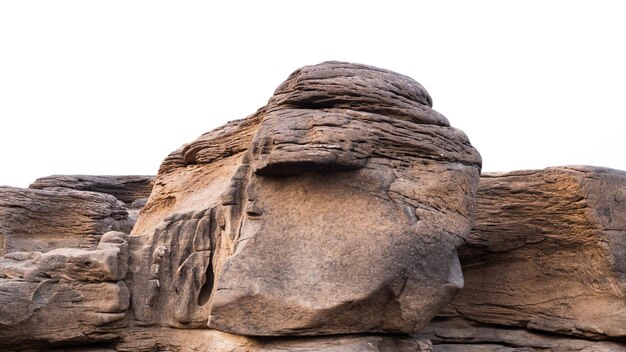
[0,231,130,350]
[29,174,155,224]
[424,318,626,351]
[30,175,154,206]
[130,61,481,336]
[114,328,433,352]
[425,166,626,349]
[0,186,133,255]
[5,61,625,352]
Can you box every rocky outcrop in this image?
[29,174,155,223]
[0,231,130,350]
[0,186,133,255]
[30,175,154,206]
[114,328,433,351]
[424,318,626,351]
[424,166,626,350]
[3,61,625,352]
[130,61,481,337]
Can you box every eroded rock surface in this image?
[29,174,155,223]
[0,231,130,350]
[130,61,481,337]
[0,186,133,255]
[30,175,154,206]
[8,62,625,352]
[424,318,626,351]
[114,328,433,352]
[425,166,626,350]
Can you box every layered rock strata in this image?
[424,166,626,350]
[29,175,154,206]
[0,231,130,350]
[0,61,481,351]
[4,62,624,352]
[129,61,481,339]
[29,174,155,222]
[0,186,133,255]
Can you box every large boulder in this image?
[129,61,482,336]
[0,231,130,350]
[0,186,133,255]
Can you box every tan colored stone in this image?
[437,166,626,341]
[423,317,626,351]
[0,232,130,350]
[29,175,154,206]
[128,62,481,336]
[114,327,433,352]
[0,186,133,255]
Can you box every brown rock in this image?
[437,166,626,340]
[129,61,481,336]
[423,317,626,351]
[0,231,130,350]
[0,186,133,255]
[267,61,446,125]
[114,327,433,352]
[29,175,155,206]
[0,61,481,350]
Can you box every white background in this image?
[1,1,624,187]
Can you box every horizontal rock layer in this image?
[267,61,448,126]
[0,186,133,255]
[114,328,433,352]
[424,318,626,352]
[0,232,130,350]
[427,166,626,350]
[30,175,154,206]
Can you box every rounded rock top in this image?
[268,61,449,126]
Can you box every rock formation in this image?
[127,61,481,341]
[29,175,155,222]
[0,231,130,349]
[0,186,133,255]
[29,175,154,206]
[1,62,625,351]
[422,166,626,351]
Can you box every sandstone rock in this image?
[4,60,625,352]
[114,327,433,352]
[435,166,626,341]
[29,175,155,224]
[267,61,446,125]
[0,186,133,255]
[129,61,481,336]
[0,231,130,350]
[30,175,155,206]
[423,318,626,351]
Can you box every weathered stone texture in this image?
[5,61,625,352]
[425,166,626,350]
[424,318,626,351]
[30,175,154,205]
[130,61,481,337]
[114,328,433,352]
[0,186,133,255]
[0,231,130,350]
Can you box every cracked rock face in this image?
[0,186,134,255]
[130,61,482,336]
[423,166,626,350]
[0,231,130,350]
